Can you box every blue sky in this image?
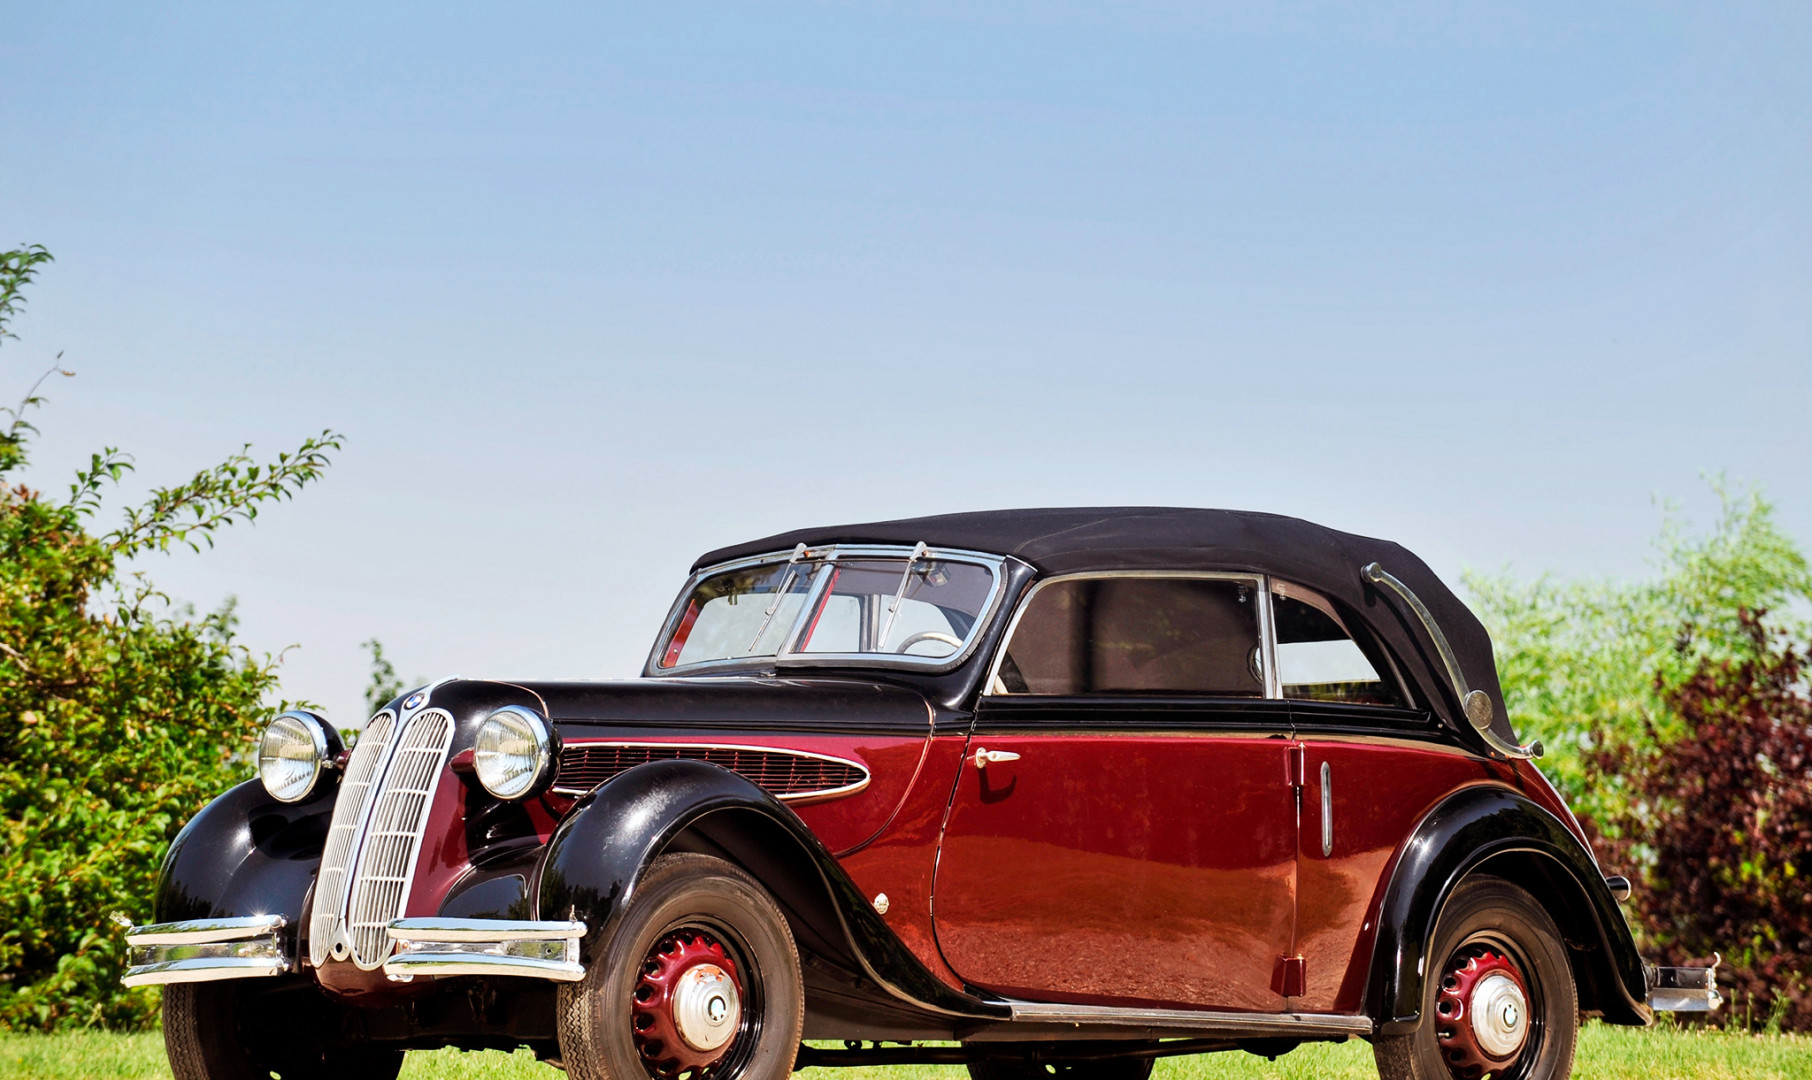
[4,3,1809,724]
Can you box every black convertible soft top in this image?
[695,507,1511,739]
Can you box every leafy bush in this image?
[1467,487,1812,822]
[0,246,339,1030]
[1586,614,1812,1031]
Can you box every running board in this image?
[1004,1001,1372,1039]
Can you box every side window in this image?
[1270,581,1405,707]
[994,576,1264,696]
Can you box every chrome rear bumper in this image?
[1649,959,1722,1013]
[382,918,587,982]
[122,915,290,987]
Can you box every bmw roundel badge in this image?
[403,690,426,710]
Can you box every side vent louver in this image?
[555,743,868,803]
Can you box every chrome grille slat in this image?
[345,709,454,969]
[309,711,396,967]
[554,743,868,801]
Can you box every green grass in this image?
[2,1025,1807,1080]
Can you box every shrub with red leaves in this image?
[1588,612,1812,1031]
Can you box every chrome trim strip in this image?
[644,545,1010,677]
[1004,1001,1372,1037]
[1361,563,1542,760]
[122,956,290,987]
[1320,760,1334,858]
[381,951,585,982]
[125,914,287,947]
[552,740,871,803]
[982,571,1272,699]
[387,918,586,943]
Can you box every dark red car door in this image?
[934,703,1297,1010]
[932,574,1299,1012]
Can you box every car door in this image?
[1270,579,1495,1013]
[932,573,1299,1012]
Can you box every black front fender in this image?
[1368,784,1650,1034]
[153,778,336,952]
[536,759,1004,1024]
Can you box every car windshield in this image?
[655,547,1002,671]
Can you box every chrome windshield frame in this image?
[644,544,1011,677]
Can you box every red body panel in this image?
[1292,737,1507,1012]
[932,732,1297,1011]
[404,732,931,922]
[833,735,973,993]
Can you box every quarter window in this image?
[1270,581,1405,706]
[993,576,1264,696]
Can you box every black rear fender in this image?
[1367,784,1650,1034]
[536,758,1003,1031]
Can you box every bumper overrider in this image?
[1647,957,1723,1013]
[122,916,586,988]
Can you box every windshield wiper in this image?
[746,543,810,652]
[876,541,929,652]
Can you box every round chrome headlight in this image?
[474,706,554,800]
[258,711,338,803]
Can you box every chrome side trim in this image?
[1320,760,1334,858]
[1361,563,1542,761]
[1004,1001,1373,1038]
[552,740,871,803]
[382,918,586,982]
[125,914,286,947]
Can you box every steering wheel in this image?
[894,631,963,654]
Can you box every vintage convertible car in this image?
[124,508,1718,1080]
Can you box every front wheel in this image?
[558,852,805,1080]
[1373,875,1577,1080]
[163,982,403,1080]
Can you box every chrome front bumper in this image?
[1649,960,1722,1013]
[383,918,587,982]
[122,915,291,987]
[121,915,588,987]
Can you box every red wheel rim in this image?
[1434,945,1531,1079]
[631,928,745,1079]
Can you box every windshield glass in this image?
[654,547,1002,671]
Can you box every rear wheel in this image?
[1373,876,1577,1080]
[162,982,404,1080]
[557,852,805,1080]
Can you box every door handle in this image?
[973,747,1020,770]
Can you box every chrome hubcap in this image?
[1470,972,1528,1058]
[672,962,740,1052]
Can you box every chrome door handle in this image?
[973,748,1020,770]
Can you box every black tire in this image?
[1373,875,1577,1080]
[968,1056,1156,1080]
[557,852,805,1080]
[163,982,404,1080]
